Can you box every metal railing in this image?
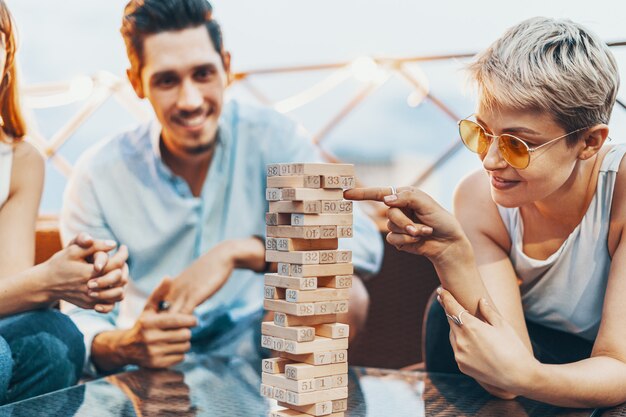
[22,43,626,193]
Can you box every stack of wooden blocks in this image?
[260,163,355,417]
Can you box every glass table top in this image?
[0,354,619,417]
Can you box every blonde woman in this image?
[0,0,128,404]
[348,17,626,407]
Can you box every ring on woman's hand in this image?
[446,309,468,326]
[388,185,397,195]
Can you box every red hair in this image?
[0,0,25,141]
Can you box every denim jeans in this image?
[423,292,593,373]
[0,309,85,405]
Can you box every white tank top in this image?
[0,141,12,208]
[497,145,626,341]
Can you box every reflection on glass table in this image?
[0,354,618,416]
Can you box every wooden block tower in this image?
[261,163,355,417]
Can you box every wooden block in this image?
[277,401,333,416]
[273,386,287,402]
[287,263,354,277]
[277,263,291,276]
[317,275,352,289]
[314,301,349,315]
[332,399,348,413]
[262,322,315,342]
[318,250,336,264]
[266,212,292,226]
[283,336,349,354]
[285,362,348,380]
[321,175,356,189]
[336,250,352,263]
[276,401,346,416]
[262,372,316,393]
[274,312,337,327]
[267,175,321,189]
[266,188,282,201]
[314,323,349,339]
[281,188,343,201]
[267,225,322,239]
[261,335,285,351]
[281,349,347,365]
[320,226,338,239]
[262,357,291,374]
[260,383,274,398]
[266,164,281,177]
[318,250,351,264]
[271,408,344,417]
[287,163,354,176]
[268,237,339,252]
[284,387,348,406]
[320,200,353,214]
[264,286,286,300]
[266,250,320,265]
[291,214,352,226]
[315,376,333,390]
[265,273,318,290]
[286,288,350,303]
[312,375,347,391]
[336,225,353,238]
[265,237,278,251]
[264,299,314,316]
[267,163,306,177]
[269,200,322,214]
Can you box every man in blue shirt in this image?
[61,0,383,374]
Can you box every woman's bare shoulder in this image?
[10,140,44,195]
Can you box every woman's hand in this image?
[44,233,128,312]
[437,288,539,396]
[345,187,470,264]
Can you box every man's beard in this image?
[183,140,214,155]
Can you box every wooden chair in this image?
[35,215,62,265]
[348,233,440,369]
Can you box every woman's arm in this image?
[454,234,626,407]
[0,142,127,315]
[453,170,532,351]
[0,142,52,311]
[0,141,43,276]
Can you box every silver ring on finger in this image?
[388,185,397,195]
[446,309,468,326]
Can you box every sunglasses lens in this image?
[459,120,488,154]
[499,135,529,169]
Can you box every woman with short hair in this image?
[348,17,626,407]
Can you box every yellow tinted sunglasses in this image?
[458,118,588,169]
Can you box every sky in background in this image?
[5,0,626,212]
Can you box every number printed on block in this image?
[266,188,281,201]
[337,225,353,238]
[266,164,280,177]
[260,383,274,398]
[321,175,356,189]
[321,200,353,213]
[317,275,353,289]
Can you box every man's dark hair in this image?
[121,0,224,77]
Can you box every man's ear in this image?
[222,51,232,85]
[578,124,609,160]
[127,68,144,99]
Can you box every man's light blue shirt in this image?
[60,100,383,373]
